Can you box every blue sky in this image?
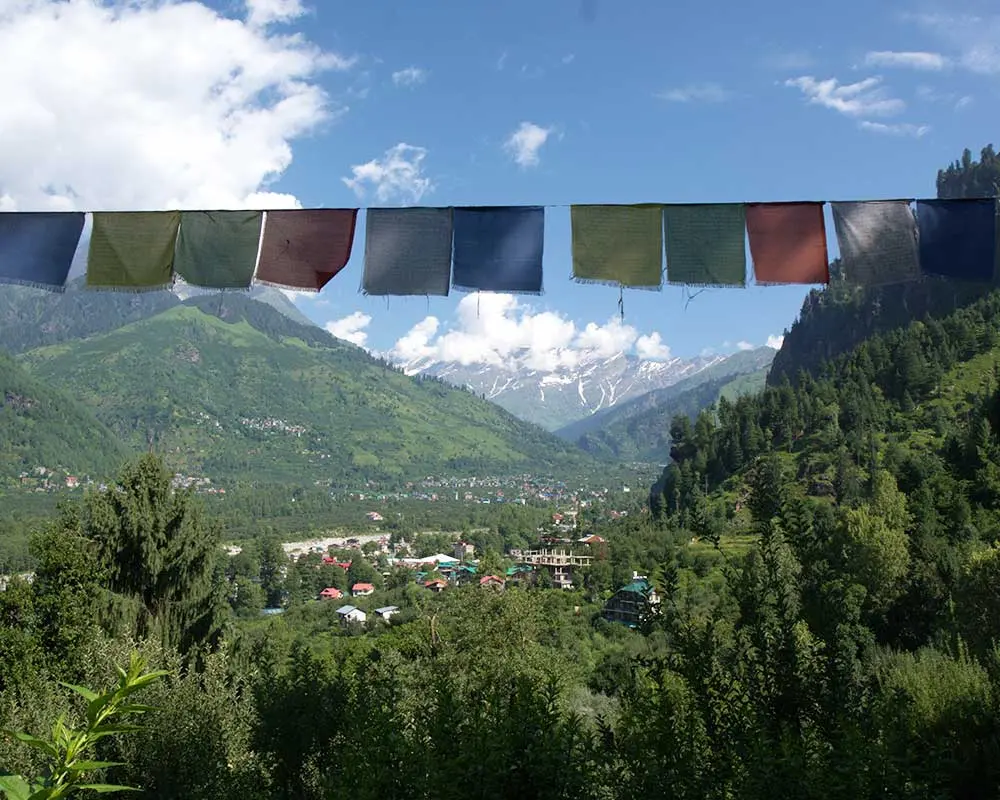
[2,0,999,365]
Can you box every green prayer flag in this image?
[174,211,263,289]
[86,211,180,290]
[571,204,663,288]
[664,203,747,287]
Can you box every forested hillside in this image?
[770,145,1000,385]
[0,350,127,479]
[16,293,594,484]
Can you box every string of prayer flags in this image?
[174,211,263,289]
[256,209,357,292]
[916,199,997,283]
[571,204,664,289]
[664,203,746,287]
[452,206,545,294]
[86,211,180,291]
[362,207,453,296]
[0,212,85,291]
[831,200,920,287]
[746,202,829,285]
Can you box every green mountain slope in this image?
[0,350,128,481]
[18,294,594,484]
[0,279,317,355]
[0,280,181,355]
[769,144,1000,387]
[558,347,774,462]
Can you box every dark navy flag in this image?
[917,199,997,283]
[452,206,545,294]
[0,212,85,291]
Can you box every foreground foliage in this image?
[0,653,166,799]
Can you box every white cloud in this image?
[504,122,553,168]
[916,85,974,110]
[245,0,302,27]
[656,83,731,103]
[785,76,905,117]
[389,294,675,371]
[325,312,372,347]
[391,316,441,363]
[859,120,930,137]
[635,332,671,361]
[864,50,949,70]
[736,341,754,351]
[392,66,427,87]
[907,12,1000,75]
[342,143,432,203]
[0,0,349,211]
[561,54,575,64]
[766,334,785,350]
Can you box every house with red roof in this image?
[319,587,343,600]
[352,582,375,597]
[479,575,505,590]
[424,578,447,593]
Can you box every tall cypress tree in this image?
[84,453,227,654]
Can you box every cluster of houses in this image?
[13,466,94,492]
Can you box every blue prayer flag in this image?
[917,199,996,282]
[0,212,85,291]
[452,206,545,294]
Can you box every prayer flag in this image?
[452,206,544,294]
[86,211,180,291]
[571,204,663,288]
[256,209,357,292]
[916,199,996,283]
[174,210,263,289]
[831,200,920,287]
[747,202,829,285]
[362,207,453,296]
[0,212,84,291]
[664,203,746,287]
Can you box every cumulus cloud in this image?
[504,122,554,168]
[635,332,671,360]
[392,66,427,87]
[389,294,676,371]
[785,76,905,117]
[0,0,350,212]
[342,143,432,203]
[766,334,785,350]
[736,341,754,351]
[864,50,948,70]
[656,83,731,103]
[325,312,372,347]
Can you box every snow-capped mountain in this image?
[397,349,729,431]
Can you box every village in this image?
[252,511,660,632]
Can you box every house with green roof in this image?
[601,575,660,628]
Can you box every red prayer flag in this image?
[746,202,829,285]
[256,209,358,291]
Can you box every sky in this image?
[1,0,999,368]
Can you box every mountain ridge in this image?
[398,349,735,430]
[14,294,598,485]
